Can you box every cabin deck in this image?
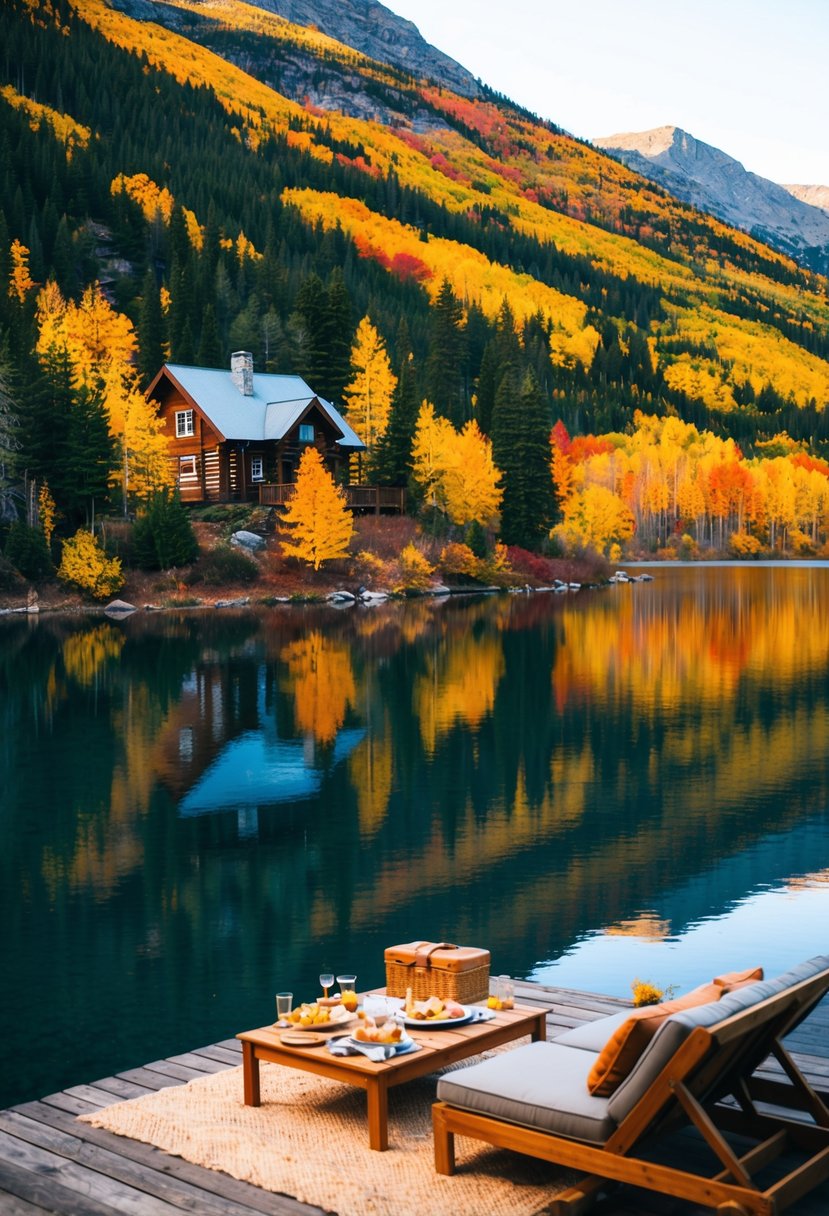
[1,979,828,1216]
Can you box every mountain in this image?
[241,0,481,98]
[3,0,829,486]
[593,125,829,274]
[784,184,829,217]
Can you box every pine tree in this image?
[132,488,198,569]
[137,268,166,385]
[197,303,222,367]
[62,382,115,527]
[373,339,419,487]
[426,278,466,426]
[491,367,553,550]
[280,446,353,571]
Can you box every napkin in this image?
[327,1036,420,1062]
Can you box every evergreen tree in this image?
[373,333,420,487]
[62,382,115,527]
[426,278,466,425]
[137,268,166,385]
[132,488,199,569]
[491,367,553,550]
[197,303,222,367]
[323,267,352,405]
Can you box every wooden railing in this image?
[258,484,405,513]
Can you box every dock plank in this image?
[2,980,828,1216]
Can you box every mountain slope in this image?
[3,0,829,466]
[240,0,481,98]
[594,125,829,274]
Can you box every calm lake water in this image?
[2,565,829,1108]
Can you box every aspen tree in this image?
[280,446,353,571]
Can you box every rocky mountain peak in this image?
[593,126,829,274]
[244,0,480,97]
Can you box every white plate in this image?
[335,1030,415,1054]
[401,1005,473,1028]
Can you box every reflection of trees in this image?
[349,725,393,838]
[280,630,357,745]
[62,624,125,687]
[415,631,505,754]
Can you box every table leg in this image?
[242,1041,261,1107]
[366,1077,389,1151]
[531,1010,548,1042]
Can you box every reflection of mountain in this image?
[178,727,365,819]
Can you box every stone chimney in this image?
[230,350,254,396]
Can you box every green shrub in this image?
[132,489,199,570]
[4,522,53,580]
[188,545,259,586]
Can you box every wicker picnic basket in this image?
[384,941,491,1004]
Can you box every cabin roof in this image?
[154,363,365,450]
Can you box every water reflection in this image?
[1,567,829,1108]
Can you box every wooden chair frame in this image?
[433,967,829,1216]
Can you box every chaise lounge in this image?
[433,955,829,1215]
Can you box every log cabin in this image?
[147,351,366,505]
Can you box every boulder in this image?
[104,598,136,616]
[215,596,250,608]
[327,590,357,603]
[230,530,266,552]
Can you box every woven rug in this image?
[79,1057,575,1216]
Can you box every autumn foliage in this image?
[279,447,354,570]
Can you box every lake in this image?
[2,565,829,1109]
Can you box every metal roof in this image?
[162,364,365,449]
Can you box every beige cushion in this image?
[437,1040,616,1145]
[587,982,722,1096]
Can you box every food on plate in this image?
[403,992,466,1020]
[354,1019,402,1044]
[286,1001,351,1026]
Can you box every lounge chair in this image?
[433,956,829,1215]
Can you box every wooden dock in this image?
[1,981,828,1216]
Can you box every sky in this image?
[386,0,829,186]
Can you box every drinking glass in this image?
[337,974,358,1011]
[319,972,334,999]
[275,992,293,1023]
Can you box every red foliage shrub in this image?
[505,546,558,584]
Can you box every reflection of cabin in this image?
[147,352,375,506]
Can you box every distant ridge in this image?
[594,125,829,274]
[243,0,481,97]
[784,184,829,217]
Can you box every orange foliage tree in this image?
[279,446,353,570]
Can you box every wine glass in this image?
[319,971,334,999]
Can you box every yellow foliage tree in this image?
[444,420,502,527]
[554,484,635,556]
[411,405,501,527]
[343,316,397,462]
[411,401,456,512]
[9,239,35,303]
[280,446,353,570]
[57,530,124,600]
[35,281,171,505]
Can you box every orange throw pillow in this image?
[713,966,763,993]
[587,982,722,1097]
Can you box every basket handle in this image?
[414,942,457,968]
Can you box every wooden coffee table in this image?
[237,1000,546,1151]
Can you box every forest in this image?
[2,0,829,594]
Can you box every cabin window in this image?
[175,409,195,438]
[179,455,198,480]
[298,423,314,443]
[250,456,264,481]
